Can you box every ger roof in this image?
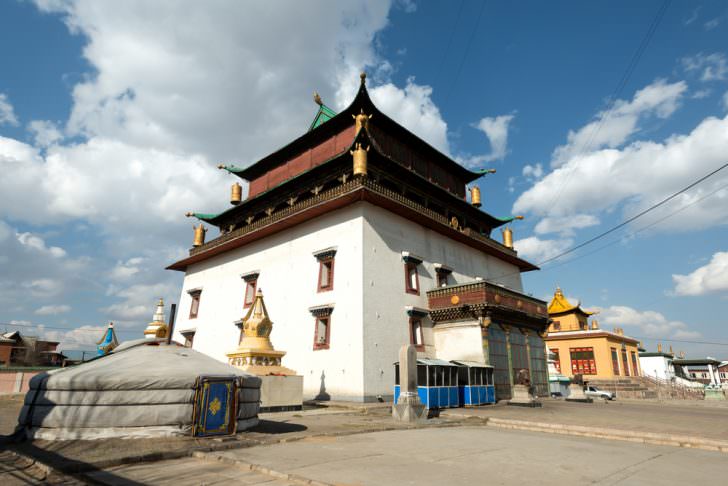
[220,73,482,184]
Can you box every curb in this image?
[483,417,728,453]
[193,451,334,486]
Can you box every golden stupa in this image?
[143,298,168,339]
[226,289,295,376]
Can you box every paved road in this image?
[98,426,728,485]
[443,398,728,441]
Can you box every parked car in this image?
[584,385,615,400]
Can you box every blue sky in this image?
[0,1,727,358]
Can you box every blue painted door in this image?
[194,378,235,437]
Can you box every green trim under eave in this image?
[218,164,246,174]
[308,103,338,131]
[189,212,220,222]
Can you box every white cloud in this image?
[514,114,728,233]
[704,17,722,31]
[522,163,543,180]
[16,232,67,258]
[100,281,178,322]
[596,305,701,339]
[551,79,686,167]
[368,78,450,154]
[109,257,145,281]
[28,120,63,147]
[0,93,19,126]
[672,251,728,296]
[513,236,573,263]
[34,304,72,315]
[534,214,600,236]
[42,325,108,351]
[681,52,728,81]
[472,114,515,163]
[22,278,63,298]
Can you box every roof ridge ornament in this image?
[360,71,366,86]
[313,91,323,106]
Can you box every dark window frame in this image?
[404,262,420,295]
[188,291,202,319]
[317,257,335,292]
[409,317,425,351]
[313,316,331,350]
[244,279,257,308]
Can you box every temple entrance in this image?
[488,325,511,400]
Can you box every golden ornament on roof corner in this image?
[350,142,369,176]
[352,108,372,133]
[193,223,207,247]
[230,182,242,205]
[313,91,323,106]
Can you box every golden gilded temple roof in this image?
[547,287,594,316]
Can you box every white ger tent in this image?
[17,339,261,440]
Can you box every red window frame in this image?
[313,316,331,350]
[244,279,257,308]
[569,347,597,375]
[631,351,639,376]
[409,317,424,351]
[552,349,561,373]
[611,347,620,375]
[404,262,420,295]
[189,291,201,319]
[317,257,334,292]
[621,349,630,376]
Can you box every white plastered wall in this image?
[361,204,523,400]
[173,204,365,401]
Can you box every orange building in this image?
[544,288,641,379]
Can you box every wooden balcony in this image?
[427,281,549,331]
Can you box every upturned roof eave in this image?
[223,80,481,183]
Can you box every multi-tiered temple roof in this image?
[169,73,536,272]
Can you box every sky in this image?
[0,0,727,359]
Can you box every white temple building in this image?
[169,74,550,402]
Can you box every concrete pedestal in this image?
[508,384,542,408]
[565,384,593,403]
[392,393,426,423]
[704,388,726,401]
[259,375,304,412]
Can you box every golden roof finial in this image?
[313,91,323,106]
[185,211,193,217]
[360,71,367,86]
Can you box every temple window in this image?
[181,329,196,348]
[402,252,422,295]
[569,347,597,375]
[187,289,202,319]
[611,348,620,375]
[241,271,260,308]
[553,321,561,331]
[552,349,561,373]
[434,263,453,288]
[309,304,334,351]
[409,318,424,350]
[313,247,337,292]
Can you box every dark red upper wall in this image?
[248,125,357,198]
[369,125,467,198]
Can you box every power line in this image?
[1,321,139,335]
[442,0,487,105]
[631,336,728,347]
[545,0,672,214]
[435,0,466,89]
[537,162,728,267]
[539,178,728,273]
